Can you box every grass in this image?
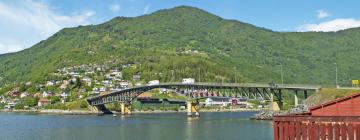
[305,88,360,106]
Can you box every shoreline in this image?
[0,108,261,115]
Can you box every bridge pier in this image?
[89,105,99,112]
[187,101,199,117]
[270,93,280,111]
[294,90,298,107]
[121,103,131,115]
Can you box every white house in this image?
[60,92,68,99]
[42,91,49,98]
[182,78,195,84]
[100,87,107,92]
[204,97,231,106]
[92,87,100,95]
[20,93,29,98]
[148,80,159,86]
[46,81,55,86]
[119,81,130,88]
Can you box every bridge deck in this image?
[87,82,321,102]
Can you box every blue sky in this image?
[0,0,360,54]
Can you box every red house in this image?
[273,93,360,140]
[308,92,360,116]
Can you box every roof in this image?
[309,92,360,111]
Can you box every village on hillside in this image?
[0,62,266,111]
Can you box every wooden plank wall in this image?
[274,117,360,140]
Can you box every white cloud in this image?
[317,10,330,19]
[0,43,24,54]
[297,18,360,32]
[110,4,120,13]
[0,0,95,54]
[143,4,150,14]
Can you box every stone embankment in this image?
[251,104,310,120]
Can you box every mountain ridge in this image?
[1,6,360,86]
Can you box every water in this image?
[0,112,273,140]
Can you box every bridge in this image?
[86,82,321,116]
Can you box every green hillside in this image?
[1,6,360,86]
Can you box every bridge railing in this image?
[155,82,321,89]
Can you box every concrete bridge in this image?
[86,82,321,116]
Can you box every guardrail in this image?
[155,82,321,89]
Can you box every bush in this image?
[14,103,24,110]
[23,96,39,107]
[48,96,60,104]
[80,100,88,108]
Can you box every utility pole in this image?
[171,70,174,82]
[280,64,284,85]
[335,63,338,88]
[198,68,201,82]
[234,67,237,83]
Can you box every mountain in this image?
[1,6,360,86]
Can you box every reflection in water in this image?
[185,117,199,140]
[0,112,272,140]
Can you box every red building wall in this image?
[310,95,360,116]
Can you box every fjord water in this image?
[0,112,272,140]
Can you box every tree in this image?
[80,100,88,108]
[23,96,39,107]
[14,103,24,110]
[48,96,60,104]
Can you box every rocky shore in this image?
[250,104,310,120]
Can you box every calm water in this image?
[0,112,273,140]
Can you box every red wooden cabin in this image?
[273,93,360,140]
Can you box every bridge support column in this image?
[270,93,280,111]
[187,101,199,117]
[121,103,131,115]
[89,105,99,112]
[294,90,298,107]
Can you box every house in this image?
[148,80,159,86]
[33,93,41,98]
[100,87,107,92]
[182,78,195,84]
[4,102,16,110]
[307,92,360,116]
[110,71,122,78]
[60,80,69,89]
[46,81,55,86]
[160,88,167,93]
[38,98,50,107]
[8,88,21,97]
[20,92,29,98]
[42,91,55,98]
[102,80,111,86]
[204,97,231,106]
[119,81,130,88]
[60,92,68,99]
[82,77,92,82]
[229,98,247,107]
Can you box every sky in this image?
[0,0,360,54]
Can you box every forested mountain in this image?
[1,6,360,86]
